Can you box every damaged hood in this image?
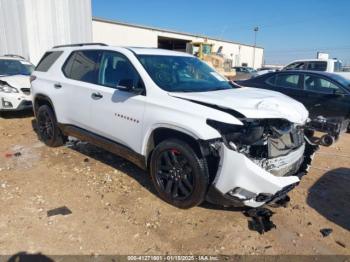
[0,75,31,88]
[169,87,309,124]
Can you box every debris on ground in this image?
[47,206,72,217]
[269,195,290,208]
[4,152,13,158]
[335,241,346,248]
[244,207,276,234]
[320,228,333,237]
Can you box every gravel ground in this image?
[0,111,349,256]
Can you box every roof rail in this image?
[53,43,108,49]
[4,54,26,59]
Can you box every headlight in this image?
[0,84,19,93]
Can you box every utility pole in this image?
[252,26,259,69]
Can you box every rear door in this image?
[60,50,102,129]
[272,73,307,102]
[89,50,146,153]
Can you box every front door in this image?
[303,73,350,119]
[89,50,146,153]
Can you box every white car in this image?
[31,44,317,209]
[0,55,34,112]
[283,58,350,80]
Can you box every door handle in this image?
[54,83,62,89]
[91,92,103,100]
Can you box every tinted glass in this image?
[65,50,102,84]
[0,59,34,76]
[98,51,143,90]
[138,55,233,92]
[36,51,63,72]
[275,74,300,89]
[307,61,327,71]
[284,62,305,70]
[304,75,342,94]
[265,75,276,85]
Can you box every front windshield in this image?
[0,59,34,76]
[137,55,234,92]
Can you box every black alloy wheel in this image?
[37,109,54,141]
[150,139,209,209]
[155,148,194,201]
[36,105,65,147]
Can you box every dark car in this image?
[236,70,350,130]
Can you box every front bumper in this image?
[0,93,32,111]
[207,143,306,208]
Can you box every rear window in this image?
[36,51,63,72]
[62,50,102,84]
[284,62,305,70]
[307,61,327,71]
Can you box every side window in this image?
[304,75,342,94]
[36,51,63,72]
[307,61,327,71]
[284,62,305,70]
[275,74,300,89]
[98,51,144,91]
[63,50,102,84]
[265,75,276,85]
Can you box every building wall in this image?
[92,19,264,68]
[0,0,92,65]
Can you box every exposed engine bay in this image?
[204,118,319,208]
[207,118,309,177]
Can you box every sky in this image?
[92,0,350,65]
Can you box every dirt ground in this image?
[0,110,349,256]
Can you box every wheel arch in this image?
[33,94,56,117]
[143,125,208,168]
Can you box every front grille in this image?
[21,88,31,95]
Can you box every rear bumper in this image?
[207,143,307,208]
[0,93,32,111]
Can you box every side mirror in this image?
[117,79,134,91]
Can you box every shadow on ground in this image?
[307,167,350,231]
[7,252,54,262]
[0,109,33,119]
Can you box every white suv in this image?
[31,43,317,209]
[0,55,34,112]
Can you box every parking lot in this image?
[0,111,349,256]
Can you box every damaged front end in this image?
[204,118,319,208]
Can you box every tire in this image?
[150,139,209,209]
[36,105,66,147]
[347,123,350,133]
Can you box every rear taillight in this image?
[30,75,37,83]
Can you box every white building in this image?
[0,0,264,68]
[92,17,264,69]
[0,0,92,65]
